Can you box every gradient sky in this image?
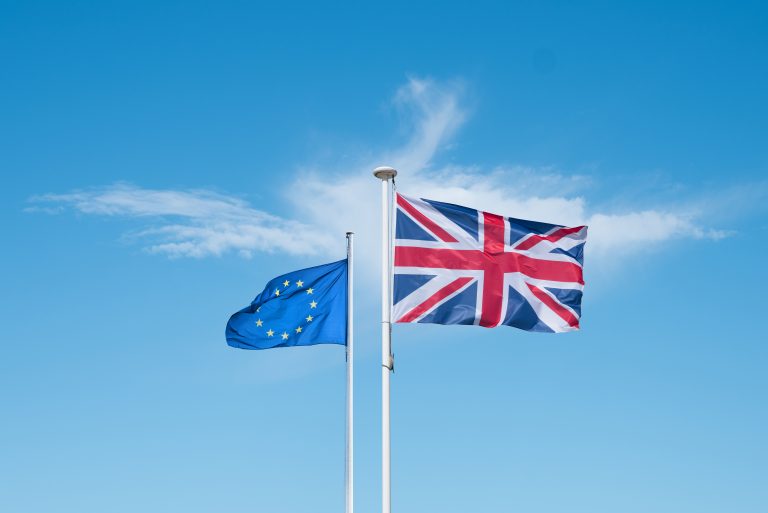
[1,2,767,512]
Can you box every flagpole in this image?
[374,166,397,513]
[345,232,354,513]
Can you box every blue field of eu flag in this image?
[226,260,348,350]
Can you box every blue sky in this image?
[1,1,767,512]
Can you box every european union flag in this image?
[226,259,348,350]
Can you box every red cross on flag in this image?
[392,193,587,333]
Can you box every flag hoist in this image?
[373,166,396,513]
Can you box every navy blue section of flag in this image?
[226,260,347,350]
[393,194,587,333]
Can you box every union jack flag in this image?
[393,194,587,333]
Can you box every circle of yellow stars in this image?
[253,278,318,341]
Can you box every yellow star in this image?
[274,289,280,296]
[310,300,317,309]
[283,280,290,287]
[306,315,313,322]
[295,326,303,333]
[306,288,314,295]
[255,319,263,327]
[266,329,274,337]
[296,280,304,288]
[281,332,289,340]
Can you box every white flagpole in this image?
[345,232,354,513]
[373,166,397,513]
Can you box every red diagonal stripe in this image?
[515,225,586,251]
[527,283,580,328]
[397,276,473,323]
[397,194,458,243]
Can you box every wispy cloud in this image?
[29,185,335,258]
[388,77,466,171]
[29,76,732,266]
[290,77,729,270]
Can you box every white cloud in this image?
[29,76,728,267]
[290,78,728,275]
[29,185,335,258]
[387,77,466,172]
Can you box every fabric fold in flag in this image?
[226,259,347,350]
[393,193,587,333]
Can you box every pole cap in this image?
[373,166,397,180]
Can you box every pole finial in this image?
[373,166,397,180]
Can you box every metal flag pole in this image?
[345,232,354,513]
[373,166,397,513]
